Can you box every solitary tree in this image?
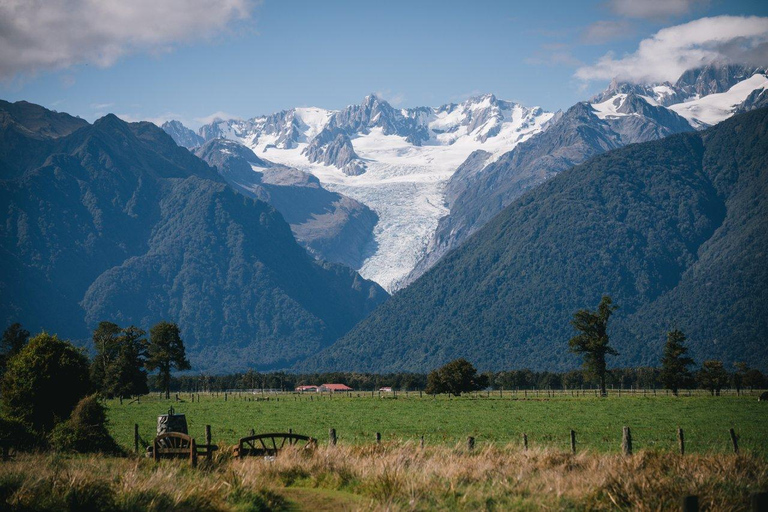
[1,333,91,433]
[425,358,488,396]
[697,360,729,396]
[659,329,694,396]
[145,322,190,399]
[0,323,30,376]
[568,296,618,397]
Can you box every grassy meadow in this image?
[106,391,768,456]
[1,391,766,511]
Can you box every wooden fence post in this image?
[681,495,699,512]
[329,428,337,446]
[376,432,381,444]
[205,425,212,460]
[622,426,632,455]
[467,436,475,452]
[420,435,425,449]
[678,428,685,455]
[729,428,739,454]
[570,430,576,454]
[523,433,528,451]
[134,424,139,454]
[190,438,198,468]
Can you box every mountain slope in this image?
[0,101,386,372]
[406,96,695,284]
[161,120,204,148]
[194,138,378,269]
[301,107,768,373]
[407,65,767,285]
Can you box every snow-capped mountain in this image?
[404,63,768,287]
[168,63,766,293]
[196,93,554,291]
[669,73,768,128]
[591,63,767,128]
[161,120,204,148]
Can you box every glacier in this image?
[197,95,554,291]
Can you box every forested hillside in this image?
[302,107,768,372]
[0,101,386,373]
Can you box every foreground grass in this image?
[106,392,767,456]
[1,446,766,511]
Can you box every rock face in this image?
[161,120,204,149]
[0,101,387,373]
[194,138,378,268]
[302,129,366,176]
[302,107,768,373]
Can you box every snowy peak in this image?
[161,120,204,149]
[328,94,430,145]
[590,63,768,130]
[429,94,549,147]
[670,73,768,128]
[197,107,334,150]
[675,62,765,99]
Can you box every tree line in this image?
[0,320,190,454]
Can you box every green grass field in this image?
[106,390,768,456]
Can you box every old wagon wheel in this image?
[237,432,316,458]
[153,432,198,467]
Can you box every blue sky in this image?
[1,0,767,127]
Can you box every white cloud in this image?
[575,16,768,84]
[0,0,257,79]
[606,0,708,20]
[581,20,634,44]
[194,111,240,125]
[375,90,406,106]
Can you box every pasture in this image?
[106,390,768,456]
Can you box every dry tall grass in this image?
[1,443,766,510]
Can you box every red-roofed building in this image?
[295,385,318,392]
[318,383,353,392]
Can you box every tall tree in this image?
[145,322,191,399]
[104,326,149,398]
[0,323,29,376]
[568,296,618,397]
[697,360,729,396]
[424,358,488,396]
[659,329,695,396]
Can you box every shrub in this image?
[0,416,38,451]
[1,333,91,433]
[49,396,122,455]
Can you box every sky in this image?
[1,0,767,128]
